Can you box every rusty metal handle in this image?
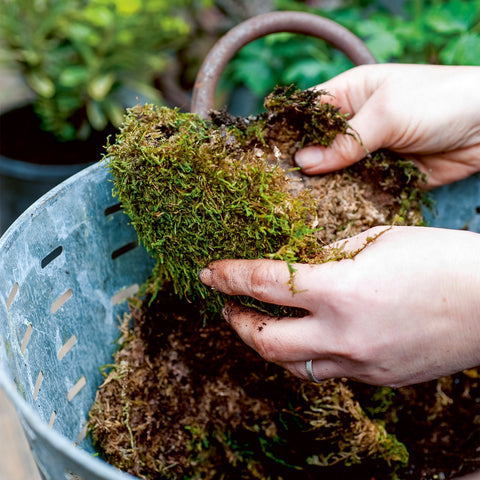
[191,11,377,118]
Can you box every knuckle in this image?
[335,326,371,364]
[251,330,281,363]
[333,134,365,165]
[284,362,305,380]
[249,263,276,300]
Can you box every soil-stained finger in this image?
[201,259,328,311]
[223,301,336,363]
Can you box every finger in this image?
[223,301,337,363]
[200,258,337,311]
[329,225,393,253]
[295,104,388,175]
[311,64,379,115]
[414,145,480,188]
[297,66,393,175]
[311,86,346,112]
[199,229,390,308]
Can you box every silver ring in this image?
[306,359,322,383]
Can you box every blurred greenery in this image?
[221,0,480,113]
[0,0,210,141]
[2,0,479,138]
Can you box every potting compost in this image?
[88,87,479,479]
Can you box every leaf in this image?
[440,32,480,65]
[103,98,126,127]
[283,59,324,88]
[20,49,41,67]
[425,0,479,34]
[67,23,101,46]
[59,66,89,88]
[393,22,425,47]
[354,15,391,39]
[230,58,277,97]
[86,100,108,131]
[115,0,142,15]
[88,73,116,101]
[365,30,402,63]
[27,71,55,98]
[82,5,115,28]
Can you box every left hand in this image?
[294,64,480,188]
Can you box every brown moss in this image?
[89,288,408,480]
[89,288,479,479]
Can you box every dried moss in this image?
[89,288,409,480]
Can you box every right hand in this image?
[200,226,480,388]
[295,64,480,188]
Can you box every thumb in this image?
[295,108,385,175]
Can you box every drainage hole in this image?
[57,335,77,361]
[67,376,86,402]
[111,284,139,305]
[41,246,63,269]
[111,240,138,259]
[49,411,56,429]
[6,282,19,311]
[104,203,122,216]
[33,371,44,401]
[51,289,73,314]
[21,324,33,355]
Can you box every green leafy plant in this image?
[221,0,480,113]
[0,0,208,141]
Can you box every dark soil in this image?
[0,104,115,165]
[352,376,480,479]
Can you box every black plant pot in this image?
[0,104,115,234]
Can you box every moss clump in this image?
[107,86,427,317]
[107,100,317,314]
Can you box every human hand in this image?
[199,226,480,387]
[295,64,480,188]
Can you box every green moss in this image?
[107,103,316,315]
[107,87,427,318]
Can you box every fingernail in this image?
[199,267,212,286]
[295,146,323,171]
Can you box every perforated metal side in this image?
[0,162,154,480]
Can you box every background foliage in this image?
[2,0,479,139]
[221,0,480,114]
[0,0,208,140]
